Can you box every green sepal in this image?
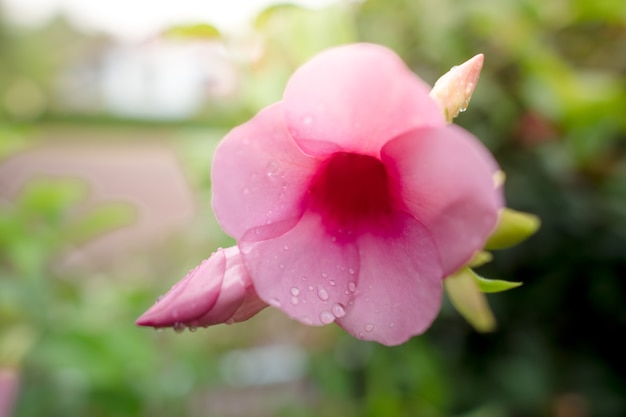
[467,251,493,268]
[468,269,523,293]
[444,268,496,333]
[485,208,540,250]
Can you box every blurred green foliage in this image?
[0,0,625,416]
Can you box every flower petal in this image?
[212,102,319,241]
[195,246,267,326]
[336,212,443,346]
[283,43,444,157]
[240,210,359,327]
[382,125,503,275]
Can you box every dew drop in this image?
[155,295,164,303]
[291,296,299,305]
[317,286,329,301]
[173,322,186,333]
[279,264,285,270]
[364,323,375,333]
[266,160,279,176]
[347,282,356,292]
[302,317,313,325]
[188,326,198,333]
[283,245,289,251]
[225,318,235,325]
[308,285,314,291]
[329,280,336,286]
[320,311,334,324]
[465,82,475,95]
[281,182,288,189]
[290,287,300,296]
[332,303,346,318]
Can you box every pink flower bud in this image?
[136,246,267,331]
[429,54,484,122]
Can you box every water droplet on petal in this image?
[332,303,346,318]
[279,264,285,270]
[266,160,279,177]
[302,317,313,325]
[329,280,336,286]
[155,295,163,303]
[320,311,334,324]
[291,296,299,305]
[349,268,355,275]
[317,286,329,301]
[283,245,289,250]
[364,323,375,333]
[321,272,328,278]
[347,282,356,292]
[173,322,186,333]
[188,326,198,333]
[290,287,300,296]
[308,285,314,291]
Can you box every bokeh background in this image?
[1,0,625,416]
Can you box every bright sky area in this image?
[1,0,340,40]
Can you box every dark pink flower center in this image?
[308,152,394,232]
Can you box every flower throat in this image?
[308,152,394,231]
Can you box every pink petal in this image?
[240,210,359,327]
[135,247,267,328]
[336,212,443,346]
[195,247,267,325]
[282,43,444,157]
[212,102,319,241]
[382,125,503,275]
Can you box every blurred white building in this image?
[58,39,238,120]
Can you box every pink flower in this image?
[137,43,503,345]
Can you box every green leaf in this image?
[66,203,136,245]
[163,23,221,40]
[469,269,523,293]
[485,208,541,250]
[444,268,496,333]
